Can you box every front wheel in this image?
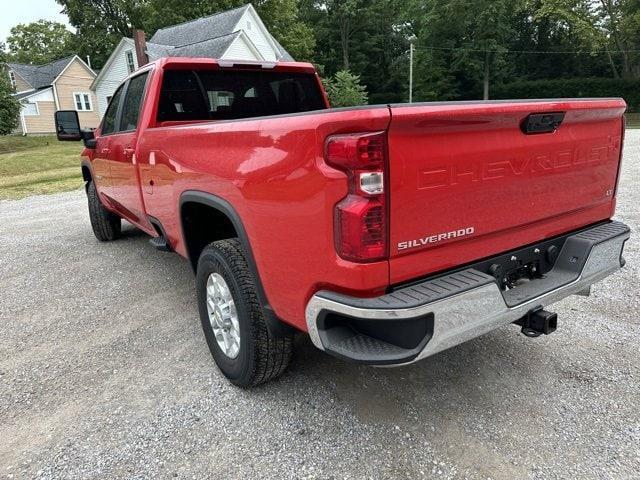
[87,181,121,241]
[196,239,293,387]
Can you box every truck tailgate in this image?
[387,99,626,285]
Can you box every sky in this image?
[1,0,71,44]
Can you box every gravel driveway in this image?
[1,131,639,480]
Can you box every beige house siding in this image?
[23,101,56,134]
[13,72,32,92]
[54,59,100,129]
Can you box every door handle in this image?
[123,147,135,158]
[521,112,565,134]
[100,148,110,155]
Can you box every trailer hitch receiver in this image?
[515,309,558,338]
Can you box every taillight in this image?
[325,132,388,262]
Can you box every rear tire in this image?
[87,181,121,241]
[196,239,293,387]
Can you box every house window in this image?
[246,21,252,30]
[22,101,38,116]
[9,70,16,89]
[126,50,136,73]
[74,92,93,111]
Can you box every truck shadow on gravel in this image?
[287,328,549,427]
[119,226,568,431]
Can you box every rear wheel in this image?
[196,239,293,387]
[87,181,121,241]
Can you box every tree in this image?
[0,71,20,135]
[56,0,147,68]
[302,0,410,103]
[7,21,75,64]
[405,0,518,101]
[596,0,640,78]
[324,70,369,106]
[254,0,316,61]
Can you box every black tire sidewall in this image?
[87,181,120,241]
[196,246,254,384]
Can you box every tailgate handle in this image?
[521,112,565,135]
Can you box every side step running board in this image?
[149,236,172,252]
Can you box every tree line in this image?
[2,0,640,106]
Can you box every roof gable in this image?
[52,56,96,85]
[222,31,264,60]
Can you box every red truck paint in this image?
[387,100,626,285]
[81,58,626,334]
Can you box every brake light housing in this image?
[325,132,389,262]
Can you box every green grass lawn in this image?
[0,135,84,200]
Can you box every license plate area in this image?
[398,225,588,292]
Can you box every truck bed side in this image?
[136,107,392,329]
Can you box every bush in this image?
[493,78,640,112]
[368,92,405,105]
[0,72,20,135]
[324,70,368,108]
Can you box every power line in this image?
[416,45,640,54]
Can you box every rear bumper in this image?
[305,221,630,365]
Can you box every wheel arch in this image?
[81,160,92,191]
[179,190,297,337]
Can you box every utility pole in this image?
[409,41,415,103]
[483,49,490,100]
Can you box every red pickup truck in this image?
[55,57,630,387]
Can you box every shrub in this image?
[0,72,20,135]
[324,70,369,108]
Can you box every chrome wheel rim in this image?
[206,273,240,359]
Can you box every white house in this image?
[90,4,294,117]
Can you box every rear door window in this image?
[157,70,208,121]
[102,85,125,135]
[120,72,149,132]
[157,69,325,123]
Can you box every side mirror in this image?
[55,110,82,141]
[54,110,97,149]
[80,128,97,149]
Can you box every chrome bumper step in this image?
[305,221,630,365]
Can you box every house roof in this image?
[92,4,294,91]
[147,31,261,61]
[148,3,292,60]
[13,89,38,100]
[271,37,294,62]
[8,56,77,89]
[149,5,250,46]
[13,87,53,102]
